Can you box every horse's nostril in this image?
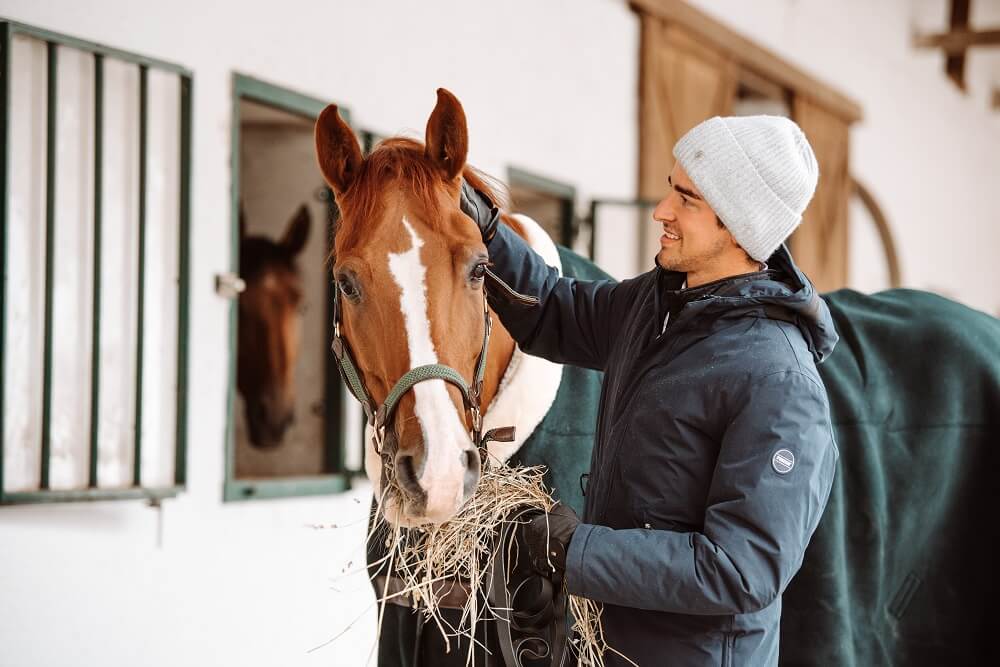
[394,453,427,502]
[461,449,481,500]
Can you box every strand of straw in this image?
[369,461,629,666]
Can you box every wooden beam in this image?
[852,178,902,289]
[629,0,862,123]
[913,28,1000,54]
[945,0,970,90]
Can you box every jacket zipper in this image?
[484,268,540,306]
[608,313,692,433]
[594,420,632,525]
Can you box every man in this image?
[460,115,840,666]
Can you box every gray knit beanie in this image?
[672,115,819,262]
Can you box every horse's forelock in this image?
[333,137,508,258]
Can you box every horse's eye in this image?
[470,263,487,282]
[338,278,358,300]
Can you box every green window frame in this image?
[0,20,192,505]
[224,73,353,501]
[585,198,662,277]
[506,166,579,251]
[360,129,385,156]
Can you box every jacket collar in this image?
[651,244,839,362]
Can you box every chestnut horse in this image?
[316,89,580,665]
[237,205,311,448]
[315,92,529,527]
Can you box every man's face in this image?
[652,163,735,273]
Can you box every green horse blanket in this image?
[781,288,999,665]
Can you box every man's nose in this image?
[652,196,675,223]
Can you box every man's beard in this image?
[658,236,728,273]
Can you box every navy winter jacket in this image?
[486,223,840,666]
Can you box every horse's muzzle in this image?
[392,437,481,525]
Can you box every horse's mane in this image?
[333,137,509,256]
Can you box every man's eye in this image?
[470,263,487,281]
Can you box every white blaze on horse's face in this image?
[386,217,475,524]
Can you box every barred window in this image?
[0,21,191,504]
[223,74,358,501]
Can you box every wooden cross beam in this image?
[944,0,970,90]
[913,27,1000,54]
[911,0,1000,93]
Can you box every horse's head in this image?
[237,205,312,449]
[315,89,513,526]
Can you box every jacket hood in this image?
[656,244,839,363]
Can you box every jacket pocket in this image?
[633,500,698,532]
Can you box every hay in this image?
[370,461,635,666]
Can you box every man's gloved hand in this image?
[459,179,502,242]
[521,502,581,576]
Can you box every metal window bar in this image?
[507,166,579,251]
[223,74,350,501]
[0,24,9,498]
[585,198,662,277]
[39,40,56,490]
[0,20,192,505]
[133,64,148,487]
[88,52,103,488]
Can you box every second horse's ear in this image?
[425,88,468,181]
[315,105,363,195]
[282,205,311,256]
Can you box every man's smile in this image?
[662,225,681,243]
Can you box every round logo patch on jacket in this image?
[772,449,795,474]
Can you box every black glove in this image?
[459,179,502,242]
[521,502,581,575]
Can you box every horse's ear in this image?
[315,104,363,195]
[424,88,468,181]
[282,204,311,256]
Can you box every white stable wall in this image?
[1,1,998,666]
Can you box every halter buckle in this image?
[372,426,385,455]
[471,406,483,434]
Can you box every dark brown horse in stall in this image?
[314,89,1000,667]
[237,205,312,449]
